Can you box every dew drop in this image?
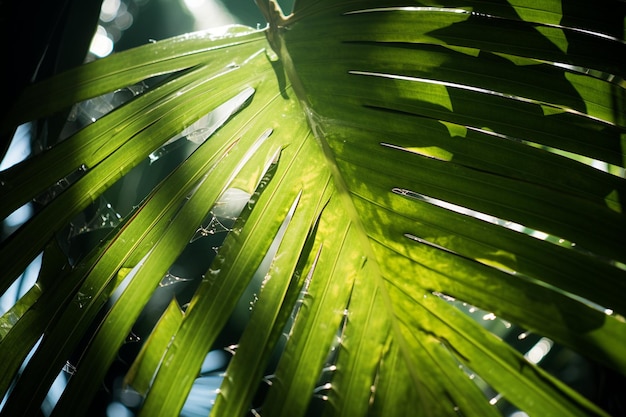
[518,331,532,340]
[313,383,332,393]
[433,291,456,302]
[322,365,337,373]
[125,331,141,344]
[248,293,259,311]
[75,292,92,309]
[159,271,192,288]
[482,312,497,321]
[260,274,271,290]
[489,394,502,405]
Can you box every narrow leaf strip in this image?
[124,298,184,395]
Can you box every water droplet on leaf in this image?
[75,292,92,309]
[482,312,496,321]
[159,272,192,287]
[125,331,141,344]
[248,293,259,311]
[489,394,502,405]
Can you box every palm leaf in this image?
[1,1,625,416]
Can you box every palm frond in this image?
[1,1,625,416]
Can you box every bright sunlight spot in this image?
[524,337,554,364]
[100,0,121,22]
[183,0,205,9]
[180,0,236,30]
[4,204,33,228]
[0,123,31,170]
[89,25,114,58]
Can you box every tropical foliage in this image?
[1,0,625,416]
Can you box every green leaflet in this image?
[124,298,184,395]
